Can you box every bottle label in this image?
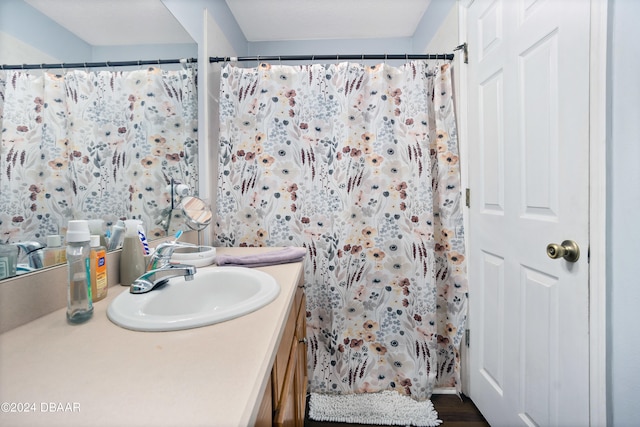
[85,257,93,308]
[94,249,108,299]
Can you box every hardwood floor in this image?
[430,394,490,427]
[304,393,490,427]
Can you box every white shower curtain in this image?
[215,60,467,421]
[0,67,198,243]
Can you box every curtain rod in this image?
[0,57,198,71]
[209,53,455,63]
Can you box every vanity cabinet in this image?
[257,281,307,426]
[0,247,305,427]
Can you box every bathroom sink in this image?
[107,267,280,331]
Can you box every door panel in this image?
[467,0,591,425]
[520,32,559,219]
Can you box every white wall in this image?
[248,37,412,57]
[413,0,457,52]
[0,31,58,64]
[201,9,241,244]
[607,0,640,424]
[0,0,91,62]
[162,0,245,244]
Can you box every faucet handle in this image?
[154,241,196,259]
[147,241,196,271]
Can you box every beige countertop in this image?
[0,247,304,427]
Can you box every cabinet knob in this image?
[299,337,307,344]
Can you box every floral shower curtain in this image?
[215,61,467,401]
[0,67,198,243]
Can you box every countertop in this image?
[0,247,304,427]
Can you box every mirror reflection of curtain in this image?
[215,61,468,402]
[0,67,198,244]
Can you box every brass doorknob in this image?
[546,240,580,262]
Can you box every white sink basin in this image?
[107,267,280,331]
[169,245,217,267]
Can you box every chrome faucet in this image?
[130,241,197,294]
[15,241,45,269]
[144,240,197,271]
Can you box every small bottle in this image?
[88,219,108,248]
[90,235,108,302]
[66,220,93,324]
[43,235,67,267]
[108,220,126,251]
[120,220,146,287]
[0,243,18,279]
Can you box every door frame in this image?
[456,0,608,425]
[587,1,608,425]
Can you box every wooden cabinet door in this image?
[255,375,273,427]
[273,286,307,427]
[273,301,296,407]
[294,294,307,425]
[274,337,298,427]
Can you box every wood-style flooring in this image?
[304,393,490,427]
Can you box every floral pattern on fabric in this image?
[215,61,467,399]
[0,67,198,243]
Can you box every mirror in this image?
[0,0,198,279]
[181,196,213,231]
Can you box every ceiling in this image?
[225,0,432,42]
[23,0,432,46]
[23,0,195,45]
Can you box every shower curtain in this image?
[0,66,198,243]
[215,60,467,415]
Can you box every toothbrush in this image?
[137,224,150,255]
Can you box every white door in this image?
[465,0,591,425]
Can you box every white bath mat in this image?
[308,391,442,426]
